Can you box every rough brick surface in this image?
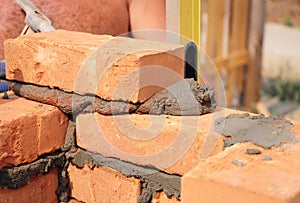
[182,140,300,203]
[68,199,82,203]
[0,169,58,203]
[152,192,180,203]
[68,163,140,203]
[0,92,68,169]
[75,108,241,175]
[5,30,184,102]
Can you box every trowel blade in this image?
[184,41,198,81]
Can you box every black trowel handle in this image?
[184,41,198,81]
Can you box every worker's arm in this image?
[128,0,166,41]
[0,1,26,60]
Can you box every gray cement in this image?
[232,160,246,167]
[245,148,262,155]
[10,78,216,116]
[215,113,300,149]
[61,120,77,153]
[58,120,77,202]
[137,79,216,116]
[262,155,272,161]
[10,82,137,115]
[0,152,64,189]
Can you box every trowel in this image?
[184,41,198,82]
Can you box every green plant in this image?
[263,78,300,104]
[284,17,294,27]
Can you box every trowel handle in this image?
[15,0,55,32]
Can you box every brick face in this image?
[4,30,184,103]
[182,141,300,203]
[0,169,58,203]
[0,92,68,169]
[68,163,141,203]
[68,199,82,203]
[75,108,239,175]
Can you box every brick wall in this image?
[1,30,300,203]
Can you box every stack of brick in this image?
[1,30,300,203]
[0,91,68,202]
[2,30,188,202]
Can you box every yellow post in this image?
[179,0,201,82]
[179,0,201,47]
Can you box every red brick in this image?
[0,169,58,203]
[4,30,184,102]
[68,163,140,203]
[68,199,81,203]
[152,192,180,203]
[182,141,300,203]
[75,108,242,175]
[0,92,68,169]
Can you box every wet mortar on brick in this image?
[215,113,300,149]
[9,78,216,116]
[45,117,181,202]
[3,76,300,202]
[63,118,181,202]
[0,86,185,203]
[0,152,64,189]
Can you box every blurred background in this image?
[261,0,300,121]
[196,0,300,120]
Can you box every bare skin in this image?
[129,0,166,41]
[0,0,166,60]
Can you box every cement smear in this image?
[245,148,262,155]
[56,160,71,203]
[137,78,216,116]
[61,120,76,153]
[0,152,64,189]
[11,78,216,116]
[10,82,137,115]
[57,120,77,202]
[215,113,300,149]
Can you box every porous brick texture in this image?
[75,108,240,175]
[68,163,140,203]
[0,169,58,203]
[68,199,82,203]
[182,140,300,203]
[153,192,180,203]
[4,30,184,102]
[0,92,68,169]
